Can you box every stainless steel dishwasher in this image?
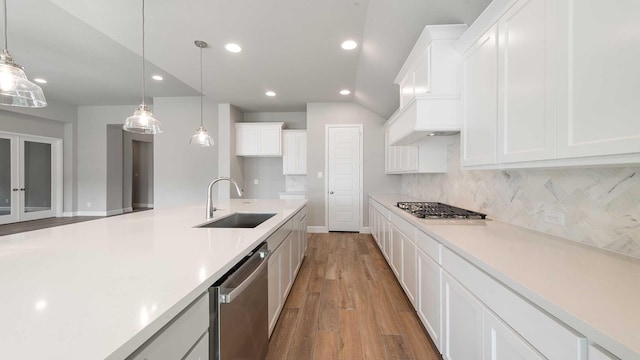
[210,242,270,360]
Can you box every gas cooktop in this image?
[396,202,487,220]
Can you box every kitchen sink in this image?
[197,213,277,228]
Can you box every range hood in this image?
[385,24,466,146]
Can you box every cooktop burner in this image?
[396,202,487,220]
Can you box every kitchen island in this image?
[0,198,307,360]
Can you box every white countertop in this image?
[0,198,306,360]
[371,194,640,359]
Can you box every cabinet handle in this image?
[12,188,18,191]
[329,191,334,194]
[20,188,25,191]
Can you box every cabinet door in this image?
[390,225,403,279]
[443,273,483,360]
[401,235,417,306]
[236,126,258,156]
[258,126,282,155]
[282,131,297,174]
[589,344,619,360]
[296,132,307,173]
[299,215,307,263]
[292,221,301,275]
[461,24,498,167]
[484,310,544,360]
[280,233,293,300]
[268,247,281,335]
[498,0,556,163]
[417,249,442,352]
[183,333,208,360]
[556,0,640,158]
[383,217,391,260]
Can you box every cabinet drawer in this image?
[442,248,586,360]
[389,212,415,241]
[589,344,619,360]
[183,333,208,360]
[267,218,293,251]
[128,293,209,360]
[416,230,440,263]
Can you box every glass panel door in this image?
[0,134,18,225]
[19,137,56,221]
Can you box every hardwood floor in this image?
[267,232,441,360]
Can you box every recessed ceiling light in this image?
[225,43,242,53]
[265,91,276,97]
[151,75,163,81]
[341,40,358,50]
[33,78,47,84]
[340,89,351,95]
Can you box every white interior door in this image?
[0,133,19,225]
[326,125,362,232]
[0,132,61,224]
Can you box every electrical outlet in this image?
[544,210,565,226]
[253,179,259,185]
[86,202,91,208]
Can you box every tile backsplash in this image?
[400,136,640,260]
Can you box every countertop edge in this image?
[369,194,638,359]
[105,200,308,360]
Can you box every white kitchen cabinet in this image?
[390,224,403,279]
[461,24,498,167]
[484,309,545,360]
[236,122,284,157]
[385,129,448,174]
[556,0,640,159]
[443,272,484,360]
[401,231,417,306]
[267,206,306,336]
[497,0,556,163]
[417,248,442,352]
[129,294,209,360]
[589,344,619,360]
[183,333,208,360]
[282,130,307,174]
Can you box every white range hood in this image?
[386,24,467,146]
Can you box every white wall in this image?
[306,102,401,229]
[77,105,133,214]
[154,97,219,208]
[106,124,123,214]
[216,103,244,200]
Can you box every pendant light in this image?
[123,0,162,134]
[190,40,213,147]
[0,0,46,107]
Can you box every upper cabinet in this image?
[236,122,284,157]
[387,24,468,146]
[457,0,640,169]
[282,130,307,175]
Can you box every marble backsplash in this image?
[400,136,640,260]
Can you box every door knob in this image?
[329,191,334,194]
[12,188,18,191]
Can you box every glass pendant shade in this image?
[123,103,162,134]
[190,126,213,146]
[0,51,46,107]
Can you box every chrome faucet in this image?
[206,177,243,220]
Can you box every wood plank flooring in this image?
[0,216,102,236]
[267,232,441,360]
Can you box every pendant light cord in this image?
[141,0,146,105]
[3,0,8,50]
[200,46,204,127]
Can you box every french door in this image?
[0,132,61,225]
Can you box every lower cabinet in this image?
[484,310,544,360]
[443,272,484,360]
[390,224,403,278]
[417,248,442,352]
[183,334,209,360]
[268,206,307,336]
[401,232,417,306]
[128,294,209,360]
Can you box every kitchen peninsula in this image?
[0,199,307,360]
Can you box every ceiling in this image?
[10,0,491,118]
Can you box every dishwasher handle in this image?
[219,248,270,304]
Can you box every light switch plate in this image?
[317,171,323,178]
[254,179,259,185]
[544,210,565,226]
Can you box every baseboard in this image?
[76,211,109,217]
[123,207,133,213]
[307,226,328,233]
[63,212,77,217]
[360,226,371,234]
[133,203,154,208]
[106,209,124,216]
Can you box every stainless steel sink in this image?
[197,213,277,228]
